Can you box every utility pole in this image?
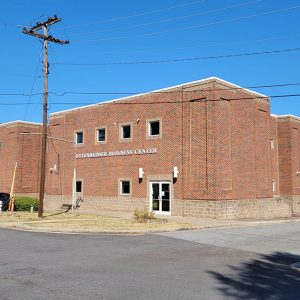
[23,16,69,218]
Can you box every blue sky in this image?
[0,0,300,123]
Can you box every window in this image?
[120,180,130,195]
[149,120,160,136]
[76,181,82,193]
[75,131,84,145]
[97,128,106,143]
[121,124,131,140]
[147,119,162,139]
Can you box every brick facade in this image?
[43,77,300,218]
[2,77,300,219]
[276,115,300,213]
[0,121,42,196]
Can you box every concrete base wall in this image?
[45,194,293,219]
[173,197,292,219]
[292,195,300,214]
[45,194,148,213]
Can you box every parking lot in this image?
[0,223,299,300]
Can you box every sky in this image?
[0,0,300,123]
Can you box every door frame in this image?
[149,181,172,216]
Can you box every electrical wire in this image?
[69,0,260,37]
[1,93,300,106]
[53,46,300,66]
[0,72,42,78]
[2,81,300,97]
[78,33,300,55]
[72,5,300,43]
[61,0,207,30]
[24,48,43,120]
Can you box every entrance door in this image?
[150,182,171,215]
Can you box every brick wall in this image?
[0,122,42,194]
[45,77,291,218]
[277,116,300,213]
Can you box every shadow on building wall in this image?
[208,252,300,300]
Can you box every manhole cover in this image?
[290,262,300,271]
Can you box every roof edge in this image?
[50,76,269,117]
[0,120,42,127]
[271,114,300,121]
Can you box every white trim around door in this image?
[149,181,171,215]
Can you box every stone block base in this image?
[45,194,294,219]
[45,194,148,213]
[172,197,292,219]
[292,195,300,214]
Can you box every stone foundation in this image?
[292,195,300,215]
[45,194,148,213]
[172,197,292,219]
[45,194,294,219]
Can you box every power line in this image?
[61,0,207,30]
[79,33,300,55]
[1,93,300,106]
[24,48,43,120]
[48,93,300,105]
[54,46,300,66]
[0,21,21,27]
[73,5,300,43]
[0,72,42,78]
[2,81,300,97]
[69,0,260,37]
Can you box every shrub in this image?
[133,208,155,223]
[14,196,38,211]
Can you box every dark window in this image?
[97,128,106,142]
[149,121,160,136]
[76,181,82,193]
[122,125,131,139]
[76,132,83,144]
[121,181,130,194]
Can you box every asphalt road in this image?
[0,223,299,300]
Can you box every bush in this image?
[133,208,155,223]
[14,196,38,211]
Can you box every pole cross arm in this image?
[23,29,45,39]
[47,35,70,45]
[23,30,69,45]
[30,16,61,31]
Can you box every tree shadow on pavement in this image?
[208,252,300,300]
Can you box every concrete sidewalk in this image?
[166,215,300,229]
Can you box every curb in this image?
[0,224,196,235]
[0,217,299,235]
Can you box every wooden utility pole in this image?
[23,16,69,218]
[8,162,18,212]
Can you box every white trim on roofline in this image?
[0,120,42,127]
[272,114,300,121]
[50,76,269,117]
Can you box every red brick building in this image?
[275,115,300,215]
[0,121,42,196]
[44,77,300,219]
[1,78,299,219]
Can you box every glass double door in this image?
[150,182,171,215]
